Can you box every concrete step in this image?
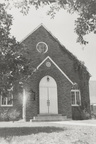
[32,114,67,122]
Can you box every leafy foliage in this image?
[7,109,20,121]
[0,3,34,97]
[0,109,9,121]
[0,109,20,121]
[3,0,96,44]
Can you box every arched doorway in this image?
[39,76,58,114]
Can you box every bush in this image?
[81,109,90,120]
[90,104,96,119]
[91,112,96,119]
[0,109,20,121]
[0,109,9,121]
[72,106,91,120]
[8,109,20,121]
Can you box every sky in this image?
[5,4,96,81]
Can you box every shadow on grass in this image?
[0,127,66,138]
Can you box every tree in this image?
[3,0,96,45]
[0,3,34,97]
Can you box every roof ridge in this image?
[20,23,44,43]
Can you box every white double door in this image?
[39,76,58,114]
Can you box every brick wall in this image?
[21,25,90,120]
[0,25,90,121]
[24,60,72,121]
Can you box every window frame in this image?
[71,89,81,106]
[36,42,48,54]
[1,93,13,107]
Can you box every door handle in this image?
[47,100,50,106]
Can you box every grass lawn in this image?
[0,126,65,144]
[0,126,65,137]
[0,124,96,144]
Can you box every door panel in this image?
[39,76,58,114]
[40,87,48,114]
[49,87,58,114]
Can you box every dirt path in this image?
[0,119,96,127]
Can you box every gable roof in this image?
[20,24,43,43]
[36,56,73,85]
[21,24,90,77]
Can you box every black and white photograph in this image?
[0,0,96,143]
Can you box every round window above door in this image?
[36,42,48,54]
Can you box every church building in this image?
[0,25,91,121]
